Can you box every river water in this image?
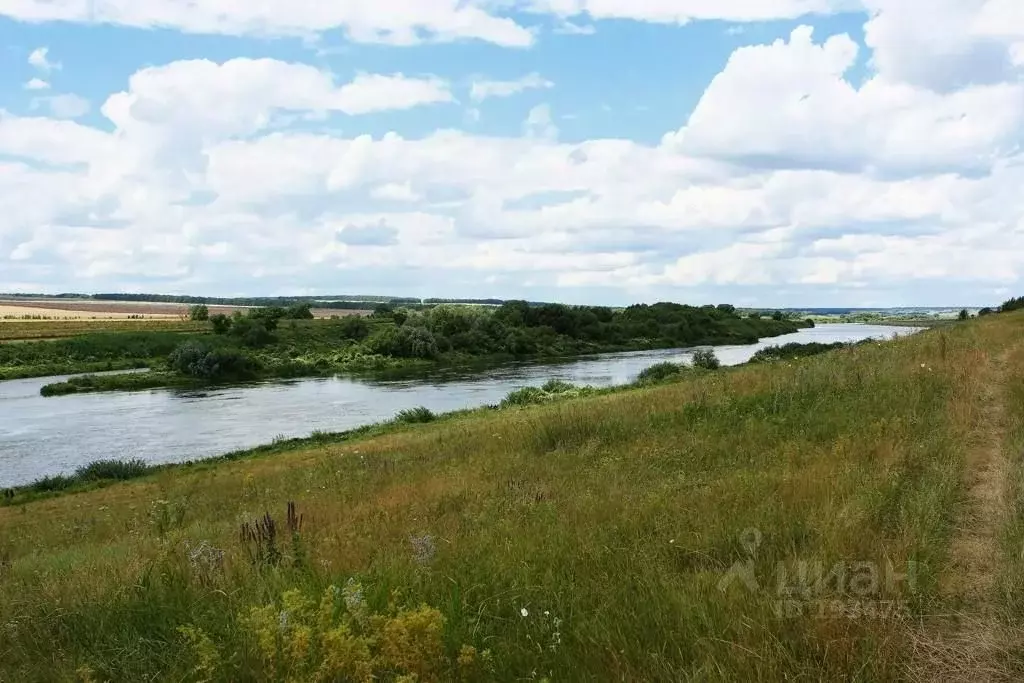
[0,324,919,487]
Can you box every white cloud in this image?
[28,46,60,72]
[1,0,533,46]
[32,94,91,119]
[370,182,423,202]
[523,104,559,140]
[102,59,452,139]
[470,73,554,102]
[666,26,1024,176]
[523,0,856,24]
[4,14,1024,304]
[24,78,50,90]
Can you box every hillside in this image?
[2,314,1024,680]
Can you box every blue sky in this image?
[0,1,1022,307]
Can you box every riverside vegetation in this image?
[0,300,811,394]
[4,311,1024,679]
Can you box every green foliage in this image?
[690,348,721,370]
[501,381,591,408]
[959,309,970,321]
[367,325,439,359]
[209,313,231,334]
[979,307,994,317]
[394,406,436,424]
[1002,296,1024,312]
[750,342,849,363]
[189,304,210,322]
[636,362,685,384]
[337,315,370,341]
[74,459,149,482]
[168,342,258,380]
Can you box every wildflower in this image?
[343,578,365,612]
[521,607,529,617]
[278,610,290,632]
[409,534,436,566]
[669,539,675,544]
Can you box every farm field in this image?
[0,299,370,321]
[3,312,1023,680]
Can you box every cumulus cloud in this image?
[28,46,60,72]
[32,93,91,119]
[3,4,1024,304]
[24,78,49,90]
[470,73,553,102]
[666,26,1024,176]
[0,0,534,46]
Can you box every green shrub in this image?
[636,362,684,384]
[189,304,209,322]
[168,342,258,381]
[541,379,576,394]
[74,459,150,481]
[395,406,436,424]
[501,386,549,407]
[750,342,849,363]
[691,349,721,370]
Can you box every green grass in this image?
[1,315,1020,680]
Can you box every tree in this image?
[979,307,994,317]
[209,313,231,334]
[691,348,721,370]
[958,309,970,321]
[189,304,210,322]
[338,315,370,341]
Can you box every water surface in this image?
[0,324,919,487]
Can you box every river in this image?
[0,324,920,487]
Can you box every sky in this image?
[0,1,1022,308]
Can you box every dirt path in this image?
[910,349,1014,681]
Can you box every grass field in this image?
[0,318,206,341]
[2,314,1023,680]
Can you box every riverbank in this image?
[5,314,1023,679]
[0,325,921,489]
[2,302,811,391]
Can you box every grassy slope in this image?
[2,315,1023,681]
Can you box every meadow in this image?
[2,312,1022,680]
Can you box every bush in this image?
[209,313,231,334]
[394,406,436,424]
[74,459,149,481]
[168,342,258,380]
[367,325,439,359]
[750,342,848,363]
[338,315,370,341]
[229,316,275,347]
[636,362,684,384]
[541,379,576,394]
[959,309,970,321]
[189,304,210,321]
[691,349,721,370]
[501,386,549,408]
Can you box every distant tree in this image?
[771,311,785,321]
[979,307,994,317]
[959,309,970,321]
[284,303,314,320]
[189,304,210,322]
[747,312,762,320]
[209,313,231,334]
[337,315,370,341]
